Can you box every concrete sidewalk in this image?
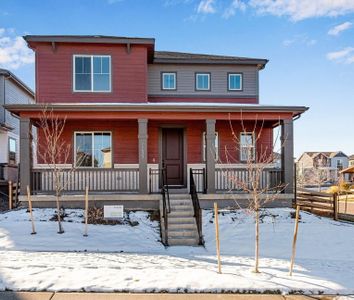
[0,292,342,300]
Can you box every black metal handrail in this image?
[190,168,203,245]
[191,168,206,194]
[161,164,170,246]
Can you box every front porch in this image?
[8,103,301,206]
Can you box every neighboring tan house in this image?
[297,151,349,183]
[6,35,308,245]
[0,69,35,183]
[349,155,354,167]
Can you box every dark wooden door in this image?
[162,128,184,186]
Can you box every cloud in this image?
[197,0,216,14]
[249,0,354,21]
[282,35,317,47]
[0,28,34,70]
[328,21,352,36]
[223,0,246,19]
[326,47,354,64]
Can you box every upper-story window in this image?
[195,73,210,91]
[228,73,242,91]
[73,55,111,92]
[162,72,176,90]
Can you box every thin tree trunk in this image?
[56,192,64,234]
[254,207,260,273]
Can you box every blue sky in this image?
[0,0,354,158]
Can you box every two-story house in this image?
[6,35,307,244]
[297,151,349,183]
[0,69,34,184]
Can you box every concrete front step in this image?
[168,216,196,224]
[168,230,198,238]
[169,210,194,217]
[170,204,193,211]
[168,194,191,200]
[168,237,199,246]
[168,222,197,230]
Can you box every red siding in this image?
[36,119,273,165]
[34,43,148,103]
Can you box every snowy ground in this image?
[0,208,354,294]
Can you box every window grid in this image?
[240,132,255,161]
[228,73,243,91]
[73,55,111,92]
[196,73,210,91]
[162,72,176,90]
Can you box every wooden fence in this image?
[296,188,354,222]
[8,181,20,210]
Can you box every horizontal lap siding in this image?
[148,64,259,103]
[37,120,139,164]
[35,43,148,103]
[216,121,273,163]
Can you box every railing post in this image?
[8,181,12,210]
[206,119,216,194]
[138,119,148,194]
[20,117,32,195]
[333,193,338,221]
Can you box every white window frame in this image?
[73,55,112,93]
[195,73,210,91]
[228,73,243,91]
[202,131,219,161]
[8,137,17,164]
[74,131,112,168]
[240,132,255,161]
[162,72,176,90]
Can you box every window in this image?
[228,73,242,91]
[75,132,112,168]
[195,73,210,91]
[74,55,111,92]
[162,72,176,90]
[8,137,17,164]
[336,159,343,170]
[240,132,255,161]
[202,132,219,161]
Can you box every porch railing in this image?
[191,168,206,194]
[190,168,203,245]
[215,168,283,192]
[149,168,160,194]
[31,168,139,194]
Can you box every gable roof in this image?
[0,68,35,98]
[154,51,268,68]
[302,151,348,159]
[349,154,354,160]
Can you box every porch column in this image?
[20,117,32,195]
[281,119,294,194]
[206,119,216,193]
[138,119,148,194]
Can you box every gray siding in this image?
[148,64,258,98]
[4,78,34,135]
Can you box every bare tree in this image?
[303,167,329,191]
[220,115,286,273]
[36,108,81,233]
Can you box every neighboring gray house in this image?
[297,151,349,183]
[0,69,34,182]
[349,155,354,167]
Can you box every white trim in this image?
[74,131,112,168]
[33,164,73,169]
[228,73,243,91]
[73,55,111,93]
[195,73,210,91]
[162,72,176,90]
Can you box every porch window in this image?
[8,137,17,164]
[162,72,176,90]
[240,132,255,161]
[202,132,219,161]
[73,55,111,92]
[196,73,210,91]
[228,73,242,91]
[75,132,112,168]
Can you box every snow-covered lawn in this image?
[0,208,354,294]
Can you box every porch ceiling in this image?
[5,103,308,121]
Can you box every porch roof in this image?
[5,102,308,118]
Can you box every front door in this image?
[162,128,184,186]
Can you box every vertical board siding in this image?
[148,64,259,100]
[35,43,148,103]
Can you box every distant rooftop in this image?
[0,68,34,97]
